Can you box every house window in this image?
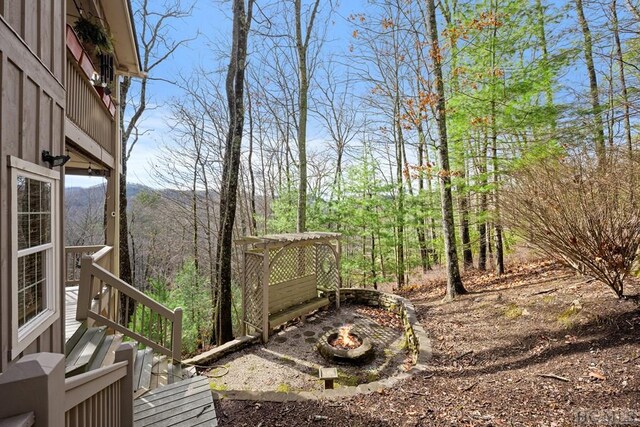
[10,157,60,358]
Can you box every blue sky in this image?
[67,0,361,188]
[65,0,633,188]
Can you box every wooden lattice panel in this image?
[270,246,315,284]
[316,244,339,290]
[243,252,263,333]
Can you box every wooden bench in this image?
[268,274,329,330]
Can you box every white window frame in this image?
[9,156,60,359]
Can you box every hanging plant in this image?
[73,16,113,54]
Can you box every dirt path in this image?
[217,259,640,426]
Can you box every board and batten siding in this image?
[0,2,66,373]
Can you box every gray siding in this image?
[0,1,66,372]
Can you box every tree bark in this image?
[611,0,632,155]
[425,0,466,299]
[489,0,504,275]
[534,0,556,129]
[294,0,321,233]
[215,0,254,345]
[477,132,488,271]
[575,0,606,161]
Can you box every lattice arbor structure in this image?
[237,232,341,342]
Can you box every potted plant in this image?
[73,15,113,55]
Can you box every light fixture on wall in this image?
[87,162,93,176]
[42,150,70,168]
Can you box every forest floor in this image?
[216,256,640,426]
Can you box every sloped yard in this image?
[216,258,640,426]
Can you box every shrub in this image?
[502,151,640,298]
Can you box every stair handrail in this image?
[77,255,183,362]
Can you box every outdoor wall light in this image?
[42,150,71,168]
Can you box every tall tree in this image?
[575,0,606,160]
[295,0,321,232]
[425,0,466,299]
[119,0,192,323]
[216,0,255,344]
[611,0,633,154]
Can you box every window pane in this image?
[18,213,28,250]
[41,182,51,213]
[17,177,52,250]
[24,254,35,291]
[18,257,24,290]
[28,179,41,213]
[29,214,41,247]
[17,176,28,212]
[40,214,51,244]
[18,252,46,327]
[18,290,25,326]
[23,284,37,325]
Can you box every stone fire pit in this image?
[316,328,375,365]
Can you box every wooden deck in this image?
[134,376,217,426]
[65,286,82,342]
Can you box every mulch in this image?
[216,257,640,426]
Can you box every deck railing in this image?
[64,343,135,427]
[77,255,183,362]
[0,345,134,427]
[65,245,113,287]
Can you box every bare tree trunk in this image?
[215,0,254,345]
[118,0,192,324]
[477,133,488,271]
[611,0,633,154]
[459,168,473,270]
[246,82,258,232]
[425,0,466,299]
[294,0,321,232]
[534,0,556,129]
[489,0,504,275]
[394,102,406,288]
[575,0,606,160]
[416,124,431,273]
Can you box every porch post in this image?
[108,73,122,277]
[0,353,65,426]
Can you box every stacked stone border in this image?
[208,288,432,401]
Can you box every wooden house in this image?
[0,1,216,425]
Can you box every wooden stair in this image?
[64,322,218,426]
[64,324,196,394]
[64,324,216,426]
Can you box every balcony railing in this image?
[65,245,113,287]
[65,25,116,157]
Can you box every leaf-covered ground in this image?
[216,257,640,426]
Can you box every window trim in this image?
[9,156,60,359]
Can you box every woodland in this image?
[65,0,640,381]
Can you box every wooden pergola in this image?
[236,232,341,342]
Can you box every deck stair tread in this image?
[100,334,123,367]
[65,326,107,377]
[134,348,154,392]
[64,321,87,356]
[87,334,114,371]
[134,376,217,426]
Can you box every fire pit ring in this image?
[317,330,375,365]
